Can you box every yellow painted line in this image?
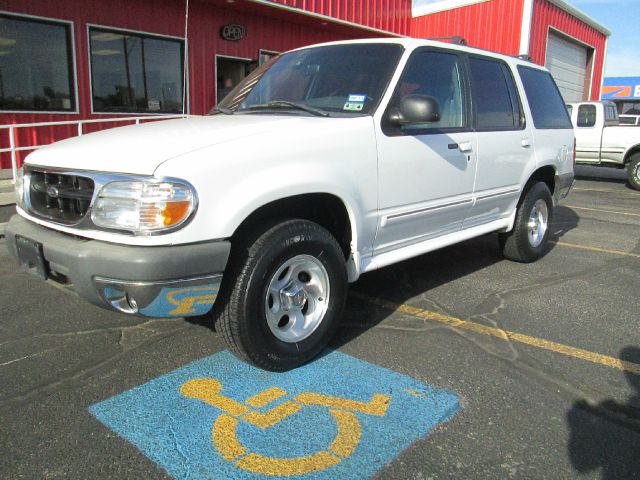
[554,241,640,259]
[565,205,640,217]
[351,292,640,376]
[573,187,639,194]
[245,387,287,408]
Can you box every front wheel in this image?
[499,182,553,263]
[627,154,640,191]
[217,219,348,371]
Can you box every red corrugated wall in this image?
[267,0,411,35]
[410,0,525,55]
[0,0,401,170]
[530,0,606,100]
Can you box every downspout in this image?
[519,0,535,57]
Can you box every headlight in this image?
[91,181,195,234]
[14,167,24,206]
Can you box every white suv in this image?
[6,39,574,370]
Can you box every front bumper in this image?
[5,215,231,317]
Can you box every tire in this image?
[216,219,348,371]
[499,182,553,263]
[627,154,640,191]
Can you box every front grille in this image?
[28,170,95,224]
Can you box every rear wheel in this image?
[627,154,640,191]
[217,219,347,371]
[499,182,553,263]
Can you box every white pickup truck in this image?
[567,101,640,190]
[6,38,574,371]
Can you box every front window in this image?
[216,43,404,116]
[0,14,76,112]
[89,27,185,114]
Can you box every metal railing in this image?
[0,115,190,181]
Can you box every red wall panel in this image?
[267,0,411,35]
[410,0,525,55]
[530,0,607,100]
[0,0,393,169]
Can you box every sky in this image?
[571,0,640,77]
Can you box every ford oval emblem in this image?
[220,24,245,41]
[47,185,60,198]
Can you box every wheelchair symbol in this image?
[180,378,391,476]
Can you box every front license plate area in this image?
[15,235,48,280]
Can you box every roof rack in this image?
[427,36,467,46]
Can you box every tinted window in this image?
[517,66,572,129]
[577,104,596,127]
[385,50,465,131]
[566,104,573,117]
[223,44,403,116]
[0,14,75,112]
[89,28,184,113]
[605,105,618,122]
[469,57,522,130]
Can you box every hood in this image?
[25,115,313,175]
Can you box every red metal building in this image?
[0,0,609,174]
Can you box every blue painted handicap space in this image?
[89,350,459,479]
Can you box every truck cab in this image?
[567,101,640,189]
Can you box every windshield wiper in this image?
[247,101,329,117]
[210,106,234,115]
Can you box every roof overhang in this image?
[546,0,611,36]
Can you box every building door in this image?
[215,56,253,104]
[545,33,589,102]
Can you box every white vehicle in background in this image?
[567,101,640,190]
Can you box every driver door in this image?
[373,49,477,255]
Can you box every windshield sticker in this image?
[343,94,366,111]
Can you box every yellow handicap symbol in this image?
[180,378,391,476]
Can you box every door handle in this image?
[458,142,473,153]
[521,139,532,148]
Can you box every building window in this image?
[0,14,76,112]
[89,27,184,114]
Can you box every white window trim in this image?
[0,10,79,115]
[412,0,491,17]
[86,23,188,116]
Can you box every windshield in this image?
[215,43,404,116]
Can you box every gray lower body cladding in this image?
[5,214,230,317]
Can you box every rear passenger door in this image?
[463,55,532,228]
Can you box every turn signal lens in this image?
[91,181,195,234]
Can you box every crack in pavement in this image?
[0,324,191,408]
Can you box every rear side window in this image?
[517,66,572,129]
[469,57,522,130]
[577,105,596,127]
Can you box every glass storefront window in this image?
[0,14,76,112]
[89,27,184,114]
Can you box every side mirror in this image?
[388,95,441,126]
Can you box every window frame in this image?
[0,11,79,115]
[87,23,187,115]
[381,46,473,137]
[516,65,573,130]
[466,53,526,132]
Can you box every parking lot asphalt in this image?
[1,165,639,479]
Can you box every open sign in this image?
[221,24,246,41]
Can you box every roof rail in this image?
[427,36,467,46]
[515,54,534,62]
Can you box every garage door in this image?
[545,33,588,102]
